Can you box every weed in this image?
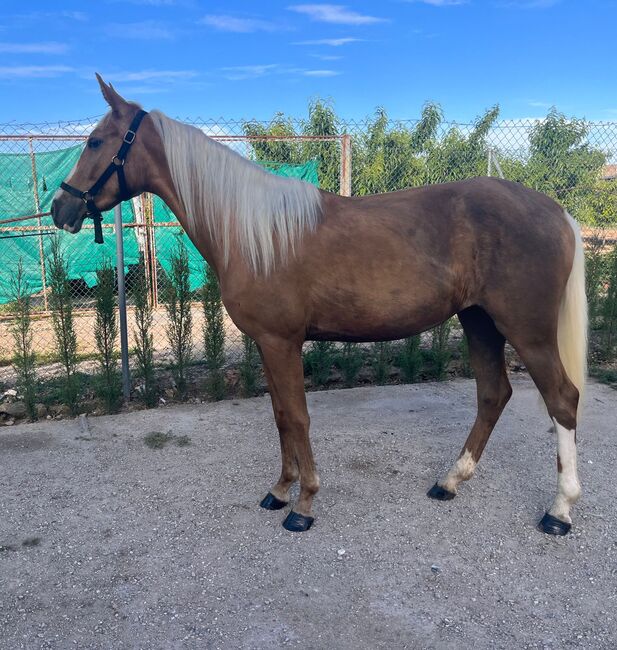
[144,430,191,448]
[144,431,174,449]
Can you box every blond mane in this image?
[149,111,322,275]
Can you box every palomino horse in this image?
[51,76,587,535]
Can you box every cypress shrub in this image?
[165,238,193,399]
[9,259,37,420]
[201,263,226,400]
[48,238,79,413]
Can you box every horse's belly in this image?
[306,288,457,342]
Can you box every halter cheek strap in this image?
[60,109,148,244]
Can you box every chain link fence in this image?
[1,109,616,397]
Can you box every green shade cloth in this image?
[0,145,319,303]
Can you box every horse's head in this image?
[51,74,152,236]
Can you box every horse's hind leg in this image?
[428,307,512,500]
[509,340,580,535]
[257,335,319,532]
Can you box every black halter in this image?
[60,109,148,244]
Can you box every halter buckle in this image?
[123,130,136,144]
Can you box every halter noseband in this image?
[60,109,148,244]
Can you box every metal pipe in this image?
[114,204,131,401]
[28,138,49,311]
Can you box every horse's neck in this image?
[149,173,225,276]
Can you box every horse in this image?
[51,75,587,536]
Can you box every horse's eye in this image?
[88,138,103,149]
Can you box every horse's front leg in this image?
[258,349,300,510]
[257,336,318,532]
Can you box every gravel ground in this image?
[1,376,616,650]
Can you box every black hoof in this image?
[537,512,571,536]
[427,483,456,501]
[282,511,314,532]
[260,492,288,511]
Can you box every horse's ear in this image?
[95,73,128,114]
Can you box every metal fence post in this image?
[340,134,352,196]
[114,204,131,400]
[28,138,49,311]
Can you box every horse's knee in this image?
[274,408,310,433]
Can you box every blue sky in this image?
[0,0,615,125]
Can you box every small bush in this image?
[337,342,363,387]
[429,319,452,381]
[589,366,617,387]
[201,263,226,400]
[458,334,473,378]
[165,237,193,398]
[304,341,335,387]
[585,239,607,329]
[239,333,260,396]
[601,245,617,360]
[371,341,392,385]
[93,258,122,413]
[398,335,423,383]
[9,259,37,420]
[132,256,157,407]
[48,238,79,413]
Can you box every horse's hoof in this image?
[537,512,571,536]
[282,511,314,532]
[260,492,288,511]
[427,483,456,501]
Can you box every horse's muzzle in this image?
[51,192,87,234]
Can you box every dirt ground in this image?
[1,376,616,650]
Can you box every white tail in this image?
[558,211,588,414]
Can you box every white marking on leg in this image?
[548,419,581,523]
[439,449,476,493]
